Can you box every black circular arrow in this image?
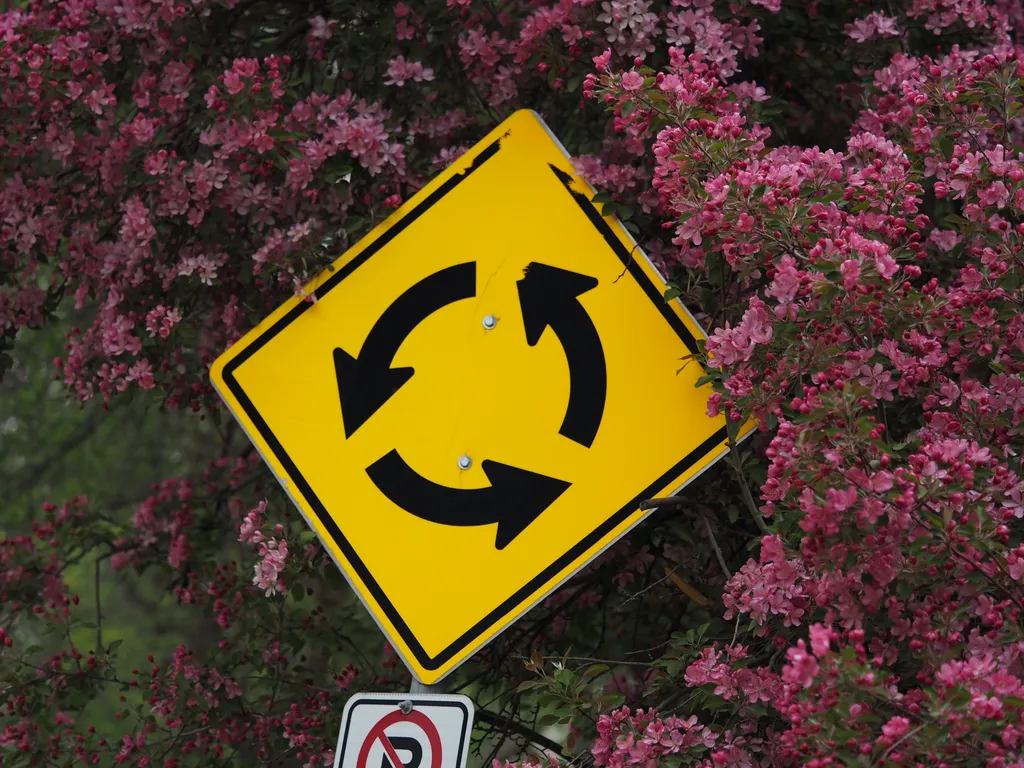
[516,262,607,448]
[336,260,607,549]
[334,262,476,437]
[365,450,571,550]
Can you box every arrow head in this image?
[334,347,414,438]
[516,263,599,346]
[481,460,571,549]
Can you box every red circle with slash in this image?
[355,709,443,768]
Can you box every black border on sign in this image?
[339,698,471,768]
[221,136,729,670]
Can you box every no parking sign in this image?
[334,694,474,768]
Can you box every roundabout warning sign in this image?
[211,109,751,683]
[334,694,474,768]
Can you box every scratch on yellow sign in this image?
[211,109,754,684]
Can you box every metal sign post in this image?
[410,680,445,695]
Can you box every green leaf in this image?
[554,667,575,686]
[597,692,626,709]
[664,286,682,301]
[944,213,970,230]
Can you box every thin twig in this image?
[514,655,651,668]
[700,514,731,579]
[622,566,678,603]
[94,559,103,651]
[737,471,770,535]
[624,640,671,656]
[874,723,927,766]
[724,409,770,535]
[481,699,517,767]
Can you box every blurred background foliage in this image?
[0,314,221,735]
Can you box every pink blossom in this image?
[929,229,961,251]
[620,71,644,91]
[781,641,819,688]
[167,534,189,570]
[120,197,157,246]
[881,716,910,740]
[706,297,773,368]
[971,695,1005,719]
[980,180,1009,208]
[252,538,288,597]
[840,258,861,290]
[875,251,899,280]
[859,363,899,401]
[239,501,267,545]
[306,15,333,55]
[384,56,435,86]
[809,624,831,657]
[597,0,659,59]
[845,12,900,43]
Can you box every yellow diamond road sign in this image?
[211,110,749,684]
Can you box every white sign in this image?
[334,694,475,768]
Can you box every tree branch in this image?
[94,558,103,651]
[700,514,731,579]
[474,709,566,755]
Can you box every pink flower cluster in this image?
[252,538,289,597]
[844,12,900,43]
[584,22,1024,762]
[705,297,773,369]
[722,535,810,630]
[384,56,436,86]
[591,707,720,768]
[685,645,781,703]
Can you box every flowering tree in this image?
[5,0,1024,765]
